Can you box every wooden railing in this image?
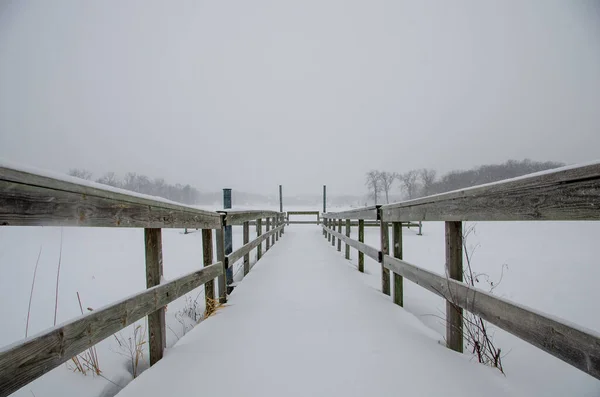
[286,210,321,224]
[0,165,285,397]
[322,162,600,380]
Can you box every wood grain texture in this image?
[358,220,365,272]
[215,220,227,304]
[322,206,378,220]
[202,229,215,311]
[243,221,250,276]
[380,220,390,296]
[337,219,342,252]
[382,254,600,380]
[271,217,276,245]
[265,218,271,251]
[345,219,351,260]
[0,263,222,397]
[323,226,379,261]
[227,225,283,265]
[224,210,282,225]
[145,228,165,365]
[392,222,403,307]
[380,163,600,222]
[331,219,336,246]
[0,167,222,229]
[256,218,262,260]
[445,221,463,352]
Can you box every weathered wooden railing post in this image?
[243,221,250,276]
[337,219,342,252]
[446,221,463,352]
[216,214,227,303]
[358,219,364,272]
[256,218,263,260]
[271,217,276,245]
[202,229,215,315]
[327,218,332,241]
[331,218,336,247]
[145,228,165,366]
[392,222,403,306]
[345,219,351,260]
[265,217,271,251]
[380,214,390,296]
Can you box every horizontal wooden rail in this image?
[343,221,421,228]
[227,224,284,264]
[286,211,320,215]
[223,210,283,225]
[322,206,378,220]
[323,225,379,261]
[0,166,223,229]
[0,263,223,397]
[382,255,600,380]
[380,162,600,222]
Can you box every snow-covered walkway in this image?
[116,226,515,397]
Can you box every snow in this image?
[1,211,599,396]
[0,158,214,211]
[114,225,516,397]
[379,159,600,208]
[361,221,600,396]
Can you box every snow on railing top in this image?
[323,161,600,222]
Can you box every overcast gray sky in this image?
[1,1,599,196]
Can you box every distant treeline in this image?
[365,159,565,204]
[68,169,202,204]
[67,169,285,206]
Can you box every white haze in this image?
[1,1,600,196]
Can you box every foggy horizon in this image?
[2,1,600,197]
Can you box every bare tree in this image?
[365,170,381,205]
[419,168,436,197]
[378,171,396,204]
[96,172,120,187]
[398,170,420,199]
[68,168,93,180]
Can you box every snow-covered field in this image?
[1,206,599,396]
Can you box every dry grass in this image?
[68,292,101,375]
[113,323,147,378]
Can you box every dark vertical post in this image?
[202,229,215,315]
[392,222,403,307]
[331,218,336,247]
[265,217,271,251]
[243,221,250,276]
[446,221,463,352]
[337,219,342,252]
[380,216,390,296]
[358,219,364,272]
[279,185,283,213]
[323,185,327,214]
[275,216,279,242]
[345,219,351,259]
[145,228,165,366]
[256,218,263,260]
[215,214,227,303]
[327,218,332,241]
[223,189,233,289]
